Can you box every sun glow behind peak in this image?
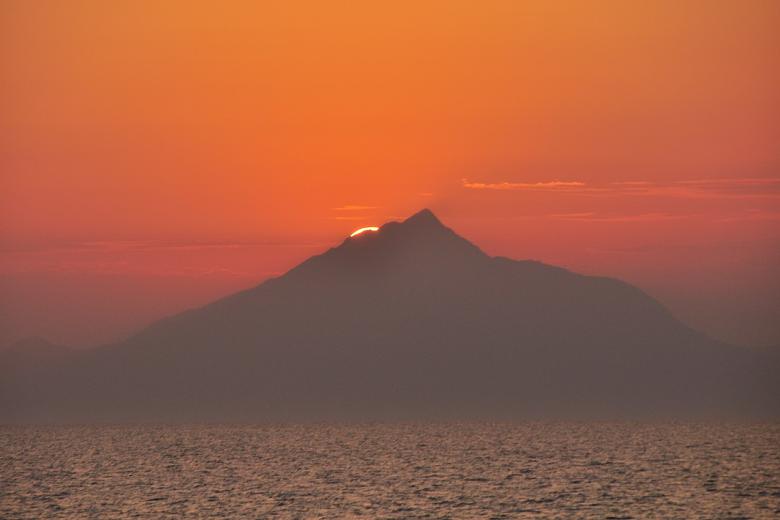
[350,226,379,238]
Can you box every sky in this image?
[1,0,779,349]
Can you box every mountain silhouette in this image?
[0,337,71,367]
[1,209,777,421]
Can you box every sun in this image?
[350,226,379,238]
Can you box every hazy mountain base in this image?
[1,210,777,422]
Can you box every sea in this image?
[1,422,778,519]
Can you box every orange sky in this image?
[1,1,779,348]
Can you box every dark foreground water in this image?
[1,423,779,519]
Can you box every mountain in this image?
[0,337,71,367]
[1,209,777,421]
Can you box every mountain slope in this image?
[1,210,776,421]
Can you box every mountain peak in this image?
[286,209,486,280]
[402,208,442,227]
[347,208,448,242]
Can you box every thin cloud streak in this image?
[714,210,780,223]
[331,205,379,211]
[462,177,780,199]
[0,260,264,278]
[549,212,688,223]
[462,179,586,190]
[0,239,331,255]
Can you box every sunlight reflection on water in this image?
[2,423,779,518]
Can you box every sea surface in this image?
[1,423,779,519]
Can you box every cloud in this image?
[546,212,596,219]
[615,178,780,199]
[462,177,780,199]
[462,179,586,190]
[0,239,329,255]
[331,205,378,211]
[713,210,780,223]
[549,212,688,223]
